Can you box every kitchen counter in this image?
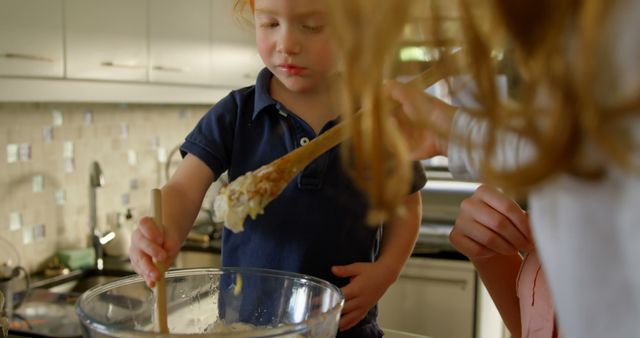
[182,237,222,253]
[182,237,468,261]
[27,237,464,291]
[384,328,432,338]
[29,256,133,291]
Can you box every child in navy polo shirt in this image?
[129,1,425,337]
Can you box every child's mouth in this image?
[280,64,305,76]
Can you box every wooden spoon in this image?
[214,56,462,232]
[151,188,169,333]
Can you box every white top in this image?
[448,0,640,336]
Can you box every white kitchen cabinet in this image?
[378,257,476,338]
[65,0,148,82]
[210,0,262,87]
[149,0,213,85]
[0,0,64,78]
[0,0,262,102]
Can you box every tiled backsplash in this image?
[0,102,210,272]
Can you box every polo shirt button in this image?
[300,137,310,146]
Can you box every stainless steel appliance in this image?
[417,159,480,253]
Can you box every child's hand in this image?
[129,216,177,288]
[331,261,395,331]
[449,185,534,261]
[384,79,456,160]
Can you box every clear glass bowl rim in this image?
[75,267,345,338]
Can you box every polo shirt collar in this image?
[252,67,279,120]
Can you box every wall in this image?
[0,102,210,272]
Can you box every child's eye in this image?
[302,24,323,33]
[260,21,279,29]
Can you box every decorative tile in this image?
[52,110,63,126]
[121,193,130,206]
[62,141,74,159]
[32,175,44,193]
[127,149,138,166]
[33,224,46,241]
[6,144,18,164]
[19,143,30,161]
[63,158,75,173]
[120,123,129,139]
[84,111,94,125]
[55,189,66,205]
[42,126,54,143]
[9,212,22,231]
[22,226,33,244]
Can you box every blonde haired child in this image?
[130,1,424,336]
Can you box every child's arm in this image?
[130,154,215,287]
[449,185,533,338]
[332,191,421,331]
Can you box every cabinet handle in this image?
[152,65,190,73]
[402,274,469,290]
[100,61,145,69]
[3,53,53,63]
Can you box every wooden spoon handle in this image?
[282,60,457,170]
[282,112,360,170]
[151,189,169,334]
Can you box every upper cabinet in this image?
[0,0,263,102]
[0,0,64,78]
[149,0,213,85]
[210,0,262,87]
[65,0,148,82]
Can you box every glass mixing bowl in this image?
[76,267,344,337]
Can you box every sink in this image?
[6,269,134,337]
[52,275,123,294]
[10,289,81,337]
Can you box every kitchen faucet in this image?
[89,161,113,271]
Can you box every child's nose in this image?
[277,28,302,56]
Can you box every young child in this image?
[129,0,425,336]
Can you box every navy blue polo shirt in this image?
[181,68,426,337]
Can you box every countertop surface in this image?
[383,328,432,338]
[182,237,468,260]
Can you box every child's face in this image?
[253,0,336,93]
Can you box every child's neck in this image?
[270,78,337,135]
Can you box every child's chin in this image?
[282,80,317,93]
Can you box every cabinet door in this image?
[0,0,64,77]
[378,257,476,338]
[65,0,147,81]
[210,0,262,87]
[149,0,212,85]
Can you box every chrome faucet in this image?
[89,161,113,270]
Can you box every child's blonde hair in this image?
[443,0,640,191]
[233,0,254,23]
[326,0,640,218]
